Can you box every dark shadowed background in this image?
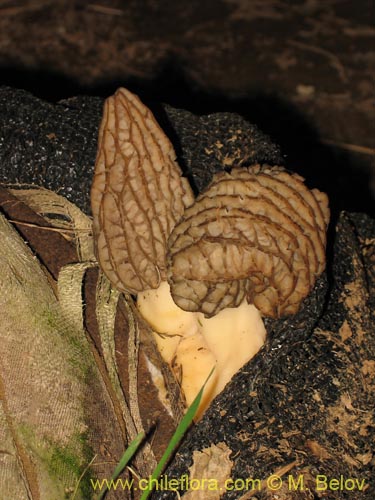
[0,0,374,214]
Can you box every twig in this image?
[320,139,375,156]
[289,39,348,83]
[87,4,124,16]
[7,219,91,235]
[71,454,98,500]
[238,460,298,500]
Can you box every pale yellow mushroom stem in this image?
[137,281,266,419]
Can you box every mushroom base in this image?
[137,281,266,419]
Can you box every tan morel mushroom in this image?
[167,164,330,318]
[91,88,330,418]
[91,87,194,293]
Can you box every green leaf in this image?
[139,367,215,500]
[97,431,145,500]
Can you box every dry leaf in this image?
[182,442,233,499]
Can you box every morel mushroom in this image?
[91,88,329,417]
[167,164,330,318]
[91,87,194,293]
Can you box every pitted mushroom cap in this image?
[91,88,194,293]
[91,89,329,319]
[167,165,329,318]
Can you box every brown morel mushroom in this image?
[91,87,194,293]
[167,164,330,318]
[91,88,330,418]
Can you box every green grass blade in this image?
[139,367,215,500]
[97,431,145,500]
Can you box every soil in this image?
[0,0,374,215]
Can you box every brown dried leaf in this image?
[183,442,233,499]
